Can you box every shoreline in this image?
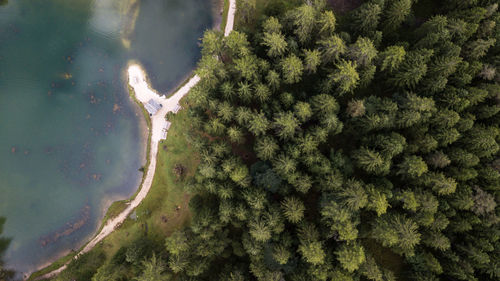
[29,0,236,279]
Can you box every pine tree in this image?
[298,240,325,265]
[470,187,496,216]
[311,94,339,116]
[165,231,189,256]
[336,242,366,273]
[254,83,271,103]
[352,147,389,175]
[351,2,382,35]
[318,35,346,62]
[290,4,317,43]
[237,0,256,24]
[272,244,291,265]
[249,218,272,242]
[383,0,412,32]
[303,49,321,73]
[266,70,281,90]
[379,45,406,72]
[339,179,368,211]
[273,112,300,140]
[262,32,288,57]
[135,254,168,281]
[201,30,223,59]
[294,101,313,122]
[263,17,282,34]
[396,155,428,178]
[464,38,496,59]
[360,254,383,281]
[348,37,378,66]
[328,60,360,94]
[281,197,305,223]
[248,112,270,136]
[281,54,304,84]
[389,51,430,88]
[371,214,421,256]
[255,136,279,160]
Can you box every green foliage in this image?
[80,1,500,281]
[348,37,378,66]
[336,242,366,273]
[135,254,169,281]
[397,155,428,178]
[372,214,421,256]
[280,54,304,84]
[352,147,389,175]
[298,240,325,265]
[262,32,288,57]
[383,0,412,32]
[328,60,360,94]
[165,231,189,256]
[390,51,430,88]
[318,35,346,62]
[351,2,382,35]
[303,49,321,73]
[289,4,316,43]
[281,197,305,223]
[379,45,406,72]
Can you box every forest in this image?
[1,0,499,280]
[173,0,500,280]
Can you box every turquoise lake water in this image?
[0,0,213,275]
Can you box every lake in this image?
[0,0,213,275]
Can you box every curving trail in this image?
[33,0,236,279]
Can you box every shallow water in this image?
[0,0,212,275]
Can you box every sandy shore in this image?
[33,1,236,279]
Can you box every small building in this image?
[144,99,162,116]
